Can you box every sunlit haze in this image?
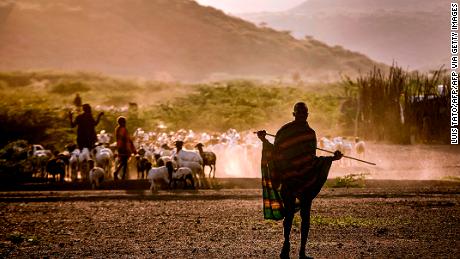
[194,0,305,13]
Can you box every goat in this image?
[155,155,177,168]
[332,137,353,167]
[147,161,175,192]
[175,158,206,188]
[159,144,173,157]
[354,137,366,159]
[57,151,71,180]
[69,148,80,181]
[97,130,111,145]
[78,148,91,181]
[195,143,217,178]
[88,160,105,189]
[28,144,52,178]
[135,154,151,179]
[45,151,66,182]
[92,145,114,177]
[172,167,195,189]
[175,149,203,165]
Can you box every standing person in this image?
[113,116,136,180]
[257,102,342,259]
[69,103,104,150]
[73,93,82,109]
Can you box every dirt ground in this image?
[0,179,459,258]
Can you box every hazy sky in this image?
[194,0,306,13]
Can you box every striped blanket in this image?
[261,140,284,220]
[260,121,333,220]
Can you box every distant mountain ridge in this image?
[241,0,450,71]
[0,0,383,82]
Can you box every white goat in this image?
[92,145,114,176]
[159,145,173,157]
[29,144,52,178]
[318,137,335,151]
[354,137,366,159]
[78,148,91,180]
[147,162,175,192]
[69,148,80,181]
[176,159,205,188]
[89,161,105,189]
[333,137,353,166]
[171,167,195,189]
[175,149,203,165]
[97,130,111,145]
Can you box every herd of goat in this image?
[26,128,366,191]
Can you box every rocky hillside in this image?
[241,0,450,71]
[0,0,382,82]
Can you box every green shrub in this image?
[0,105,72,149]
[0,71,346,148]
[0,140,34,179]
[49,81,91,95]
[150,81,298,131]
[327,173,366,188]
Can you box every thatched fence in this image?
[341,65,450,144]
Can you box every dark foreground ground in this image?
[0,179,459,258]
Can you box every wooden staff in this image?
[254,131,376,166]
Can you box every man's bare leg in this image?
[281,193,296,259]
[299,199,313,259]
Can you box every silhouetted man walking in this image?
[69,103,103,150]
[258,102,342,259]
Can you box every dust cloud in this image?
[208,142,460,180]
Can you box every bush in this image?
[0,140,34,180]
[326,173,366,188]
[0,71,346,149]
[150,81,298,131]
[0,105,73,149]
[49,81,91,95]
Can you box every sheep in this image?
[175,149,202,164]
[135,154,151,179]
[30,144,52,157]
[147,161,175,192]
[138,145,155,162]
[28,144,52,178]
[45,151,66,182]
[92,145,114,177]
[78,148,91,181]
[318,137,335,151]
[69,148,80,181]
[88,160,105,189]
[332,137,353,167]
[195,143,217,178]
[159,144,173,157]
[147,162,195,192]
[354,137,366,159]
[97,130,111,145]
[56,150,71,180]
[155,154,177,168]
[171,167,195,189]
[176,159,206,188]
[174,141,203,165]
[136,146,155,179]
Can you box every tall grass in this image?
[341,65,450,144]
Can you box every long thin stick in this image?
[254,132,376,166]
[315,147,376,165]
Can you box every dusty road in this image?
[0,180,459,258]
